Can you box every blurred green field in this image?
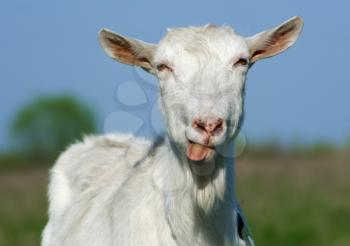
[0,152,349,246]
[236,152,350,246]
[0,168,47,246]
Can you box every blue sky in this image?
[0,0,349,150]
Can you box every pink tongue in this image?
[186,143,213,161]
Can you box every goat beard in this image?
[192,160,226,213]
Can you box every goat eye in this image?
[156,64,172,72]
[234,58,249,67]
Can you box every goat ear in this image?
[246,16,303,63]
[99,28,157,74]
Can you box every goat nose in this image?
[192,118,225,136]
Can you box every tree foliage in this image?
[11,95,97,160]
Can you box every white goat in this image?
[42,17,303,246]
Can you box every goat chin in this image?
[190,158,216,177]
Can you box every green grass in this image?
[0,169,48,246]
[236,152,350,245]
[0,152,349,245]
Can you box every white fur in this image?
[43,18,303,246]
[42,134,244,245]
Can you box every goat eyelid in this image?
[234,57,249,67]
[156,63,173,72]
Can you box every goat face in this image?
[154,27,249,167]
[99,17,303,175]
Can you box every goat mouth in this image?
[186,141,215,161]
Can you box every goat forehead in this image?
[155,25,248,65]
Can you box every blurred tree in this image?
[11,95,97,160]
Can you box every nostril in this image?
[192,119,206,133]
[211,120,224,136]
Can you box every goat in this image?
[42,16,303,246]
